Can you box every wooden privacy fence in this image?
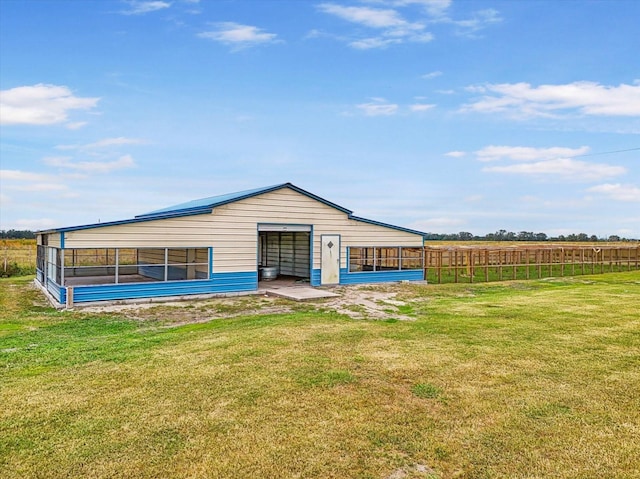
[424,245,640,284]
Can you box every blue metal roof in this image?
[38,182,427,237]
[135,184,287,218]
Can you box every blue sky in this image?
[1,0,639,238]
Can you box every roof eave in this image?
[349,215,428,238]
[37,208,213,234]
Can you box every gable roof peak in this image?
[134,182,352,220]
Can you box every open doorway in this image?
[258,226,311,285]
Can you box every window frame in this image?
[348,246,424,273]
[60,247,210,285]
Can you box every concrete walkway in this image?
[258,280,340,301]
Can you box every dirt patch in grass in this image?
[79,283,418,324]
[322,284,417,321]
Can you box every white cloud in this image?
[0,170,52,182]
[357,98,398,116]
[409,103,435,112]
[474,144,628,181]
[588,183,640,202]
[462,81,640,118]
[422,71,442,79]
[483,158,626,181]
[388,2,500,35]
[391,0,452,17]
[11,218,60,231]
[65,121,88,130]
[120,1,171,15]
[0,169,69,195]
[475,145,591,162]
[319,3,411,28]
[14,183,68,192]
[447,9,502,37]
[350,37,402,49]
[198,22,279,49]
[445,151,466,158]
[56,137,146,150]
[319,1,499,47]
[0,84,100,126]
[43,155,136,173]
[368,1,452,18]
[317,3,433,49]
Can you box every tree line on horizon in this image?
[424,229,637,242]
[0,230,36,239]
[0,229,637,242]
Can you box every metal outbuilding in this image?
[35,183,427,307]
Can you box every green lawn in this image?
[1,274,639,478]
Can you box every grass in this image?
[1,239,36,277]
[411,383,441,400]
[1,273,639,478]
[425,261,639,284]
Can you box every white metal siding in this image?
[62,187,423,273]
[49,234,61,248]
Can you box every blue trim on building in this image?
[257,222,314,230]
[38,208,214,234]
[69,271,258,304]
[309,225,315,283]
[46,281,66,304]
[139,185,289,217]
[138,183,352,219]
[349,215,428,238]
[135,206,214,219]
[312,268,423,286]
[339,268,423,285]
[60,232,65,249]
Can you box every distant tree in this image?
[0,229,36,239]
[422,230,636,242]
[517,231,535,241]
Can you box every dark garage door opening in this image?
[258,228,311,281]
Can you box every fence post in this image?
[66,286,74,308]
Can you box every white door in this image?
[321,235,340,285]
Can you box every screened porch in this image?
[37,246,211,287]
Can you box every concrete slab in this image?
[260,285,340,301]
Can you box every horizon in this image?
[1,0,639,237]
